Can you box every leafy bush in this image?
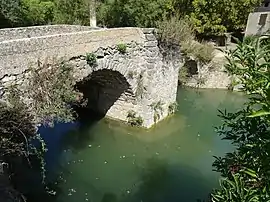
[53,0,89,25]
[157,16,195,46]
[150,101,164,123]
[21,0,55,25]
[96,0,174,28]
[22,60,80,126]
[178,65,189,85]
[211,35,270,201]
[212,174,261,201]
[168,102,178,115]
[158,16,215,64]
[181,40,215,64]
[116,43,127,54]
[86,52,97,66]
[127,110,143,126]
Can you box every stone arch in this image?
[76,69,136,119]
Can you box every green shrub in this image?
[211,35,270,201]
[181,40,215,64]
[178,65,189,85]
[86,52,97,66]
[168,102,178,115]
[150,101,164,123]
[135,73,146,98]
[127,71,134,79]
[117,43,127,54]
[23,60,80,126]
[127,110,143,126]
[157,16,195,46]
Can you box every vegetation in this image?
[178,65,189,86]
[135,73,146,99]
[116,43,127,54]
[168,102,178,115]
[0,90,47,200]
[86,52,97,66]
[127,71,135,79]
[127,110,143,126]
[150,101,164,123]
[23,60,80,126]
[1,0,260,36]
[157,16,215,64]
[211,35,270,201]
[189,0,261,36]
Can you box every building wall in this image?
[245,11,270,36]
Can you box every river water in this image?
[36,87,246,202]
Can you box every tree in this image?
[0,0,24,27]
[189,0,261,35]
[97,0,174,28]
[21,0,55,25]
[211,36,270,201]
[53,0,89,25]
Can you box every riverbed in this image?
[37,87,246,202]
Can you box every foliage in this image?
[0,90,47,183]
[127,110,143,126]
[224,36,270,119]
[21,0,55,25]
[157,15,195,46]
[0,0,24,27]
[157,16,215,64]
[211,35,270,201]
[136,73,146,99]
[189,0,261,35]
[150,101,164,123]
[53,0,90,25]
[96,0,174,28]
[212,174,261,202]
[86,52,97,66]
[127,71,135,79]
[24,60,80,126]
[181,40,215,63]
[116,43,127,54]
[178,65,189,86]
[168,102,178,115]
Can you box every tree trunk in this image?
[89,0,97,27]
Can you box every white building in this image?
[245,0,270,36]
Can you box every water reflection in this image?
[26,87,246,202]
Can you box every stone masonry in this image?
[0,25,180,128]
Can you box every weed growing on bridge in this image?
[127,71,135,79]
[117,43,127,54]
[168,102,178,115]
[86,52,97,66]
[150,101,164,123]
[135,73,146,99]
[127,110,143,126]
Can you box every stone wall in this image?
[184,49,232,89]
[0,26,180,128]
[0,25,99,42]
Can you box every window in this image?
[265,2,269,7]
[259,14,268,26]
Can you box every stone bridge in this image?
[0,25,180,128]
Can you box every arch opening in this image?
[76,69,135,120]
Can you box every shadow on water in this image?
[19,106,105,202]
[98,158,212,202]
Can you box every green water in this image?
[41,88,246,202]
